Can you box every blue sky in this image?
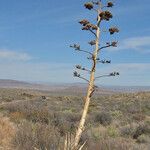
[0,0,150,86]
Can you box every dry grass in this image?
[0,89,150,149]
[0,114,15,150]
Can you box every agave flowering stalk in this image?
[70,1,119,148]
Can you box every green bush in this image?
[133,122,150,139]
[94,112,112,126]
[137,134,150,143]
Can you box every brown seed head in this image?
[111,41,117,47]
[99,11,113,21]
[92,1,100,5]
[82,26,89,30]
[84,2,94,10]
[88,40,96,46]
[79,19,90,26]
[76,65,82,69]
[86,23,92,28]
[82,23,92,30]
[73,71,80,77]
[109,27,119,34]
[91,25,98,30]
[107,2,114,7]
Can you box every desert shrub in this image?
[107,126,119,138]
[0,114,15,149]
[13,121,62,150]
[64,112,80,123]
[4,101,52,124]
[9,111,25,123]
[87,137,138,150]
[49,112,77,136]
[132,113,145,121]
[126,103,141,114]
[26,108,51,124]
[133,122,150,139]
[21,93,34,99]
[110,110,123,119]
[136,134,150,144]
[94,111,112,126]
[120,124,136,138]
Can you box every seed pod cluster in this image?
[84,2,94,10]
[107,1,114,7]
[109,72,119,76]
[100,60,111,64]
[73,71,80,77]
[70,44,80,50]
[106,41,117,47]
[88,40,96,46]
[79,19,90,26]
[92,1,100,5]
[111,41,117,47]
[76,65,82,69]
[82,23,98,30]
[99,11,113,21]
[91,25,98,30]
[109,27,119,34]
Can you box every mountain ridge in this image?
[0,79,150,93]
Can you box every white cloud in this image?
[110,36,150,53]
[0,50,32,61]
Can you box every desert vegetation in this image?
[0,0,149,149]
[0,88,149,149]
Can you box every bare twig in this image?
[78,76,90,83]
[95,72,119,80]
[89,29,97,37]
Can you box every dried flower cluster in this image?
[75,65,87,71]
[107,1,114,7]
[92,1,100,5]
[100,60,111,64]
[79,19,97,31]
[109,27,119,35]
[76,65,82,69]
[70,44,80,50]
[84,2,94,10]
[99,11,113,21]
[111,41,118,47]
[73,71,80,77]
[109,72,119,76]
[79,19,90,26]
[82,23,97,30]
[88,40,96,46]
[106,41,118,47]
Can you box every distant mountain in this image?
[0,79,150,94]
[0,79,32,87]
[102,85,150,93]
[0,80,111,95]
[0,79,55,91]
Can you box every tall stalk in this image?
[70,1,119,148]
[74,10,101,148]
